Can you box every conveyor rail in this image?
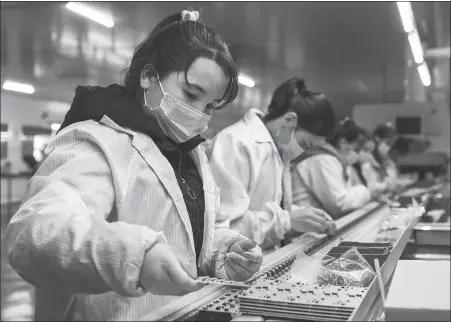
[140,183,445,322]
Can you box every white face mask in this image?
[294,129,321,150]
[276,125,295,147]
[145,79,211,143]
[378,142,391,156]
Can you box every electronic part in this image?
[195,241,391,320]
[185,310,233,322]
[240,280,367,321]
[196,277,250,288]
[193,242,393,321]
[198,242,392,321]
[144,185,443,322]
[182,254,299,321]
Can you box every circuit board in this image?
[142,184,444,322]
[186,241,391,322]
[240,280,367,321]
[185,255,299,321]
[196,276,250,288]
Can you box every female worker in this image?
[373,123,399,180]
[359,123,399,193]
[350,129,373,186]
[291,118,380,218]
[5,11,262,321]
[209,78,337,251]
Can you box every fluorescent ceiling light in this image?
[238,74,255,88]
[66,2,115,28]
[396,2,415,33]
[417,63,431,87]
[408,32,424,64]
[51,123,61,131]
[2,81,35,94]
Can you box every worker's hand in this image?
[224,239,263,281]
[370,185,386,199]
[139,243,202,296]
[386,177,398,192]
[396,176,415,189]
[290,206,337,236]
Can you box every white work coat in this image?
[361,154,390,192]
[384,158,399,180]
[291,146,371,218]
[209,110,291,249]
[5,116,241,321]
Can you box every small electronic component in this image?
[198,255,298,317]
[196,276,250,288]
[239,280,367,321]
[196,242,390,321]
[174,188,440,322]
[200,288,243,315]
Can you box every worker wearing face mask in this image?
[209,78,337,251]
[290,113,376,218]
[373,123,401,180]
[358,123,399,194]
[5,11,263,321]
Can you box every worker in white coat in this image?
[291,118,382,218]
[372,123,418,190]
[358,123,399,193]
[4,11,262,321]
[209,78,337,250]
[373,123,399,179]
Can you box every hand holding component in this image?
[290,206,337,236]
[225,238,263,281]
[139,242,202,296]
[386,177,398,192]
[370,185,386,199]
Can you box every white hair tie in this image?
[181,10,199,22]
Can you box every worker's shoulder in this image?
[213,119,254,146]
[295,153,340,170]
[57,119,134,149]
[48,119,140,170]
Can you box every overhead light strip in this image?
[407,33,424,64]
[2,80,35,94]
[417,63,431,87]
[66,2,115,28]
[396,1,431,87]
[238,74,255,88]
[396,2,415,33]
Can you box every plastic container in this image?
[325,242,392,271]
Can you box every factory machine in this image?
[402,181,450,261]
[141,181,448,322]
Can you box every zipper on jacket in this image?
[177,150,201,250]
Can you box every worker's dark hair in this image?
[373,122,397,140]
[263,78,336,137]
[123,11,239,109]
[372,122,398,165]
[327,117,365,148]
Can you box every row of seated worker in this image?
[204,77,416,251]
[2,9,419,321]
